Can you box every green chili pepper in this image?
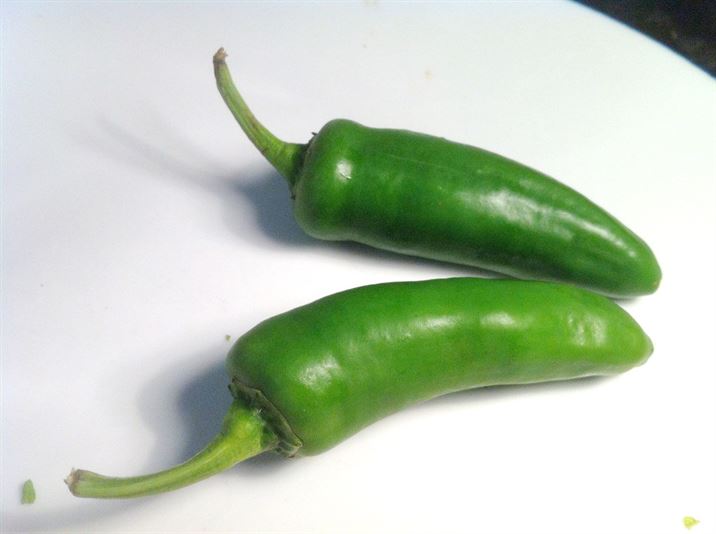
[213,49,660,297]
[67,278,652,498]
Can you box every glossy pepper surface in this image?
[67,278,652,498]
[213,49,661,297]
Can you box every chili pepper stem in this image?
[66,399,276,498]
[213,48,306,186]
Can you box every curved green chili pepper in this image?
[67,278,652,498]
[213,49,660,297]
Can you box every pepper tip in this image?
[64,468,79,494]
[213,47,227,65]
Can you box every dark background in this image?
[580,0,716,76]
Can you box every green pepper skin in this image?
[293,120,660,297]
[227,278,652,455]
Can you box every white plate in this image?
[2,2,715,533]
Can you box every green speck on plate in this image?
[683,516,700,529]
[21,480,35,504]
